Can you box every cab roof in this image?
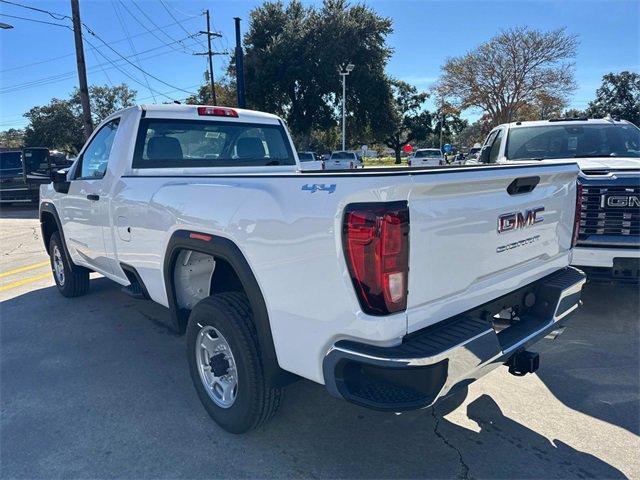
[499,117,634,129]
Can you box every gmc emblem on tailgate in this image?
[497,207,545,233]
[602,195,640,208]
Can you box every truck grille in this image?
[579,185,640,239]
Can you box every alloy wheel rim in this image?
[52,245,65,286]
[196,325,238,408]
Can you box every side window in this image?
[488,129,504,163]
[76,119,120,179]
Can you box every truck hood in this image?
[573,157,640,171]
[504,157,640,171]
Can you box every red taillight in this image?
[197,106,238,118]
[343,202,409,315]
[572,182,583,247]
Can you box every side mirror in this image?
[479,145,491,163]
[51,168,70,194]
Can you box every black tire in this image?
[49,231,90,297]
[186,292,283,434]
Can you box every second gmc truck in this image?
[40,104,586,433]
[475,117,640,282]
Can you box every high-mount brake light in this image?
[572,182,583,247]
[343,202,409,315]
[197,106,239,118]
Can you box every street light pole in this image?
[338,63,354,151]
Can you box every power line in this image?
[82,35,180,103]
[81,23,195,95]
[127,0,196,54]
[158,0,206,48]
[0,36,200,94]
[0,0,69,20]
[0,13,71,28]
[1,16,201,73]
[112,1,156,102]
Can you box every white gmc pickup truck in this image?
[40,105,586,433]
[474,118,640,282]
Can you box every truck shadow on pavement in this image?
[535,282,639,436]
[0,278,630,478]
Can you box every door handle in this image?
[87,194,100,201]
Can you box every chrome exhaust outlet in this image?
[544,326,566,340]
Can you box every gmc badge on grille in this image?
[497,207,545,233]
[602,195,640,208]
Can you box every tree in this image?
[383,80,431,164]
[0,128,25,149]
[563,108,587,118]
[516,91,568,121]
[241,0,394,146]
[71,83,137,126]
[23,99,84,153]
[437,27,578,126]
[184,72,237,107]
[429,103,468,148]
[456,117,492,148]
[586,71,640,126]
[22,84,137,154]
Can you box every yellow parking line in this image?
[0,260,50,279]
[0,272,52,292]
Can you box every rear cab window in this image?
[132,119,295,169]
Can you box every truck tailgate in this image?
[406,163,578,333]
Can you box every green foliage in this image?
[22,84,136,154]
[241,0,394,146]
[70,84,137,125]
[0,128,25,149]
[383,79,432,163]
[586,71,640,126]
[185,72,237,107]
[24,99,84,153]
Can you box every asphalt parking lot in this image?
[1,205,638,479]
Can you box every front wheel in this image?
[186,292,283,433]
[49,231,90,297]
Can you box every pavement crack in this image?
[3,243,23,256]
[431,407,472,480]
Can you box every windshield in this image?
[0,152,22,170]
[331,152,354,160]
[415,150,441,158]
[133,119,295,168]
[298,152,314,161]
[506,123,640,160]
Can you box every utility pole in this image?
[234,17,246,108]
[70,0,93,139]
[194,10,222,105]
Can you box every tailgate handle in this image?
[507,176,540,195]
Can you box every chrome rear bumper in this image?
[323,267,586,411]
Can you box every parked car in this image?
[39,104,585,433]
[408,148,444,167]
[476,117,639,282]
[0,150,39,204]
[328,150,358,169]
[297,151,324,170]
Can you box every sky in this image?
[0,0,639,131]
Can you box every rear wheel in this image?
[49,231,90,297]
[187,292,283,433]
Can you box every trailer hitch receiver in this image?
[506,351,539,376]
